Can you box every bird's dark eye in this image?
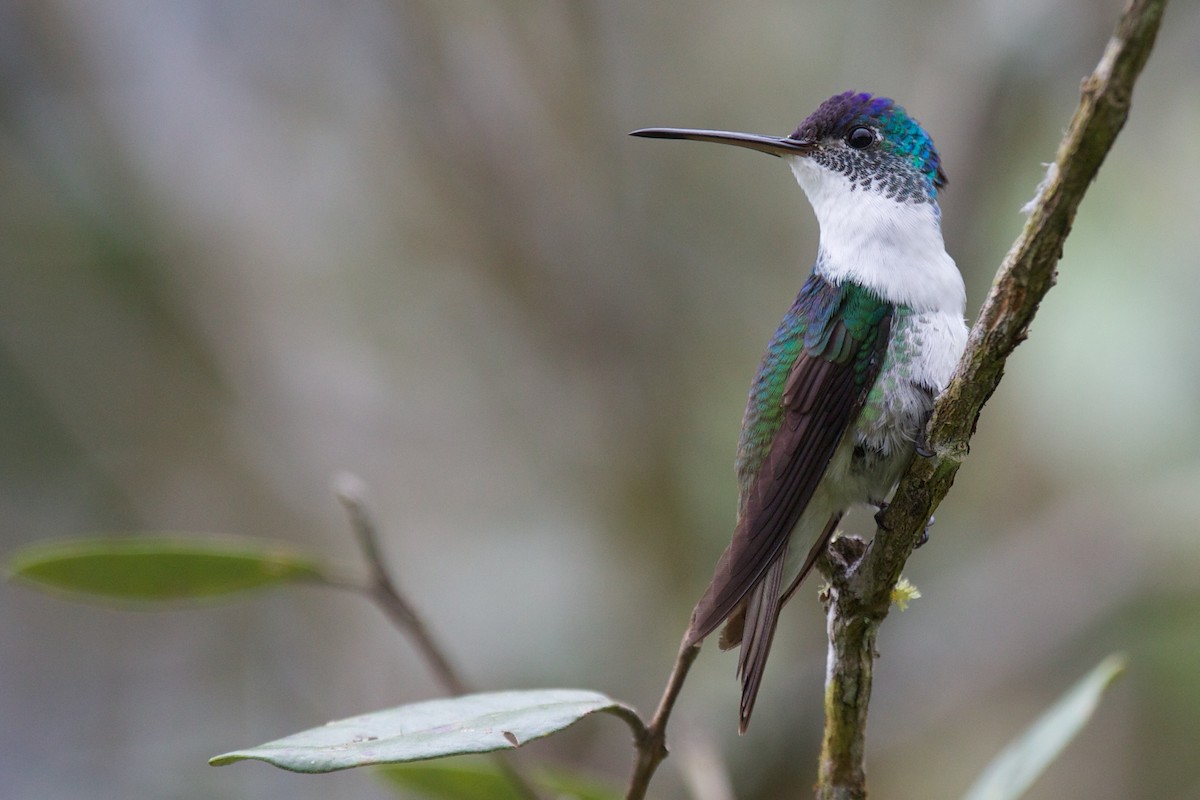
[846,126,875,149]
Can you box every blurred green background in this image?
[2,1,1198,798]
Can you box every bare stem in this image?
[624,637,703,800]
[331,473,541,800]
[815,0,1167,797]
[333,472,469,696]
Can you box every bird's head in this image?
[631,90,945,206]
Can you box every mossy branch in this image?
[816,0,1167,797]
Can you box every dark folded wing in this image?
[686,299,892,644]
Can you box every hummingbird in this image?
[632,91,968,732]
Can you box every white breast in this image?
[786,155,966,316]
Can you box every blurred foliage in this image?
[963,655,1126,800]
[378,757,618,800]
[2,1,1198,799]
[8,535,326,602]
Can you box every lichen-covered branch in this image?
[816,0,1167,797]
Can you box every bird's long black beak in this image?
[629,128,814,157]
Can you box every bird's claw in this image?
[915,515,935,548]
[915,422,934,458]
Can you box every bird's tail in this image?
[734,548,788,733]
[731,512,843,732]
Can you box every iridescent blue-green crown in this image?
[791,91,946,197]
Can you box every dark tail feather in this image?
[718,604,746,650]
[735,545,788,733]
[688,513,845,733]
[736,513,842,733]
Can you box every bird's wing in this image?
[686,286,892,645]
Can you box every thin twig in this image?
[815,1,1168,797]
[331,472,541,800]
[624,637,703,800]
[333,472,469,695]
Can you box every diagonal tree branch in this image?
[816,0,1167,797]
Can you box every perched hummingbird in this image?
[632,91,968,732]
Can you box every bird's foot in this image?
[875,501,935,548]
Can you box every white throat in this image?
[787,156,965,315]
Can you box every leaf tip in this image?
[1093,652,1128,687]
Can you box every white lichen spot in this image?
[1021,162,1058,217]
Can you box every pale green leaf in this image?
[211,689,637,773]
[7,535,326,602]
[962,654,1127,800]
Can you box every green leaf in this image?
[535,769,620,800]
[7,535,327,603]
[962,654,1127,800]
[377,759,526,800]
[211,689,639,774]
[377,757,618,800]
